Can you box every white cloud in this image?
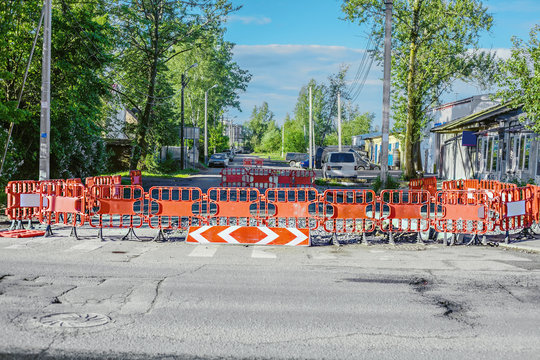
[227,15,272,25]
[228,44,382,125]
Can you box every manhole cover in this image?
[39,313,111,328]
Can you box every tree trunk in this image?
[403,0,420,180]
[129,8,160,170]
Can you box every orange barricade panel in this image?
[89,185,145,228]
[434,190,493,234]
[207,187,263,226]
[380,190,430,233]
[265,188,319,229]
[5,181,41,221]
[499,186,535,231]
[39,182,86,227]
[148,187,202,230]
[322,189,376,233]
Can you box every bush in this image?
[372,175,400,194]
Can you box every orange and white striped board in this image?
[186,226,310,246]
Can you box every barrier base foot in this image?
[122,228,140,241]
[481,235,487,246]
[416,232,425,245]
[10,220,23,231]
[331,233,340,246]
[388,232,395,245]
[70,226,80,240]
[515,228,535,241]
[361,232,369,245]
[466,234,481,246]
[98,228,105,242]
[450,234,456,246]
[44,225,53,237]
[505,230,510,245]
[26,220,34,230]
[153,229,167,242]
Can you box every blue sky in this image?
[223,0,540,128]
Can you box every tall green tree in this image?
[342,0,495,178]
[495,24,540,133]
[0,0,113,181]
[325,109,373,146]
[283,114,306,153]
[112,0,235,169]
[294,80,326,147]
[245,102,274,151]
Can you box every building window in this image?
[492,137,499,172]
[524,136,531,170]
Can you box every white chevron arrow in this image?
[217,226,241,244]
[188,226,211,243]
[255,226,279,245]
[285,227,309,246]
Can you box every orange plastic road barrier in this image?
[0,229,46,238]
[322,189,376,233]
[130,170,142,186]
[293,170,315,187]
[264,188,319,229]
[379,190,431,233]
[5,180,41,221]
[186,225,310,246]
[409,177,437,197]
[206,187,264,226]
[243,159,253,166]
[89,185,145,229]
[246,168,276,189]
[220,167,247,187]
[434,190,492,234]
[39,182,86,228]
[148,186,203,231]
[253,158,264,166]
[275,169,294,187]
[499,186,535,232]
[442,179,464,190]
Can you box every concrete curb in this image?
[498,243,540,253]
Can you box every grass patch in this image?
[315,178,369,187]
[102,169,199,179]
[249,152,284,161]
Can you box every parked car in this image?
[224,150,235,161]
[300,157,315,169]
[322,151,359,179]
[208,153,229,167]
[351,152,380,170]
[285,152,309,167]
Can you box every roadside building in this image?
[352,133,401,169]
[430,102,539,184]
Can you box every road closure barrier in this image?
[5,174,538,246]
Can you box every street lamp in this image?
[205,84,218,165]
[180,63,198,170]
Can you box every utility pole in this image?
[337,91,342,152]
[39,0,52,180]
[204,84,217,165]
[308,86,313,169]
[281,123,284,158]
[180,63,197,170]
[380,0,393,185]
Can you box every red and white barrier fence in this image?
[4,174,540,245]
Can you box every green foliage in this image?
[112,0,236,169]
[371,175,400,194]
[494,24,540,133]
[283,114,307,153]
[245,102,274,151]
[325,110,373,145]
[508,177,536,187]
[208,122,229,154]
[0,0,112,183]
[342,0,495,178]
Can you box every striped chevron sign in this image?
[186,226,310,246]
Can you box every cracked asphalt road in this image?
[0,233,539,359]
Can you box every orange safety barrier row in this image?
[220,168,315,188]
[409,177,437,197]
[5,176,539,240]
[130,170,142,186]
[242,158,264,167]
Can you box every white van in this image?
[322,152,358,179]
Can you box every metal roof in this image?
[430,103,514,134]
